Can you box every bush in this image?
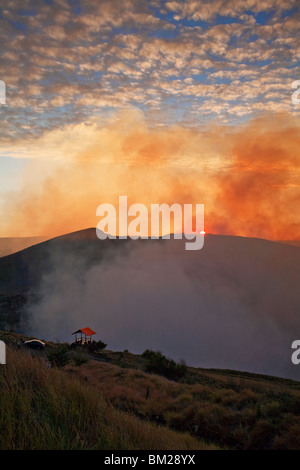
[47,345,70,368]
[142,350,187,381]
[87,340,107,353]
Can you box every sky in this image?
[0,0,300,239]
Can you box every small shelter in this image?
[72,327,96,345]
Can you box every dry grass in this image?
[2,331,300,450]
[0,347,217,450]
[66,360,300,450]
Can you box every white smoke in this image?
[25,236,300,380]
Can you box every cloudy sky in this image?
[0,0,300,239]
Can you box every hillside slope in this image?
[0,229,299,380]
[1,331,300,450]
[0,340,213,450]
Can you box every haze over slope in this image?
[0,237,49,258]
[0,229,299,381]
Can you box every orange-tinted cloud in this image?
[0,111,299,241]
[213,114,300,240]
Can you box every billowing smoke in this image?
[25,234,300,380]
[1,110,300,241]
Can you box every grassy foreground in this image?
[1,331,300,450]
[0,344,216,450]
[67,359,300,450]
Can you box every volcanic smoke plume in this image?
[1,111,299,241]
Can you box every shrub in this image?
[87,340,107,353]
[142,350,187,381]
[47,345,70,368]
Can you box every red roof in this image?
[72,327,96,336]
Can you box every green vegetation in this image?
[47,345,70,367]
[0,331,300,450]
[142,349,187,381]
[87,339,107,353]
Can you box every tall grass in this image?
[0,347,216,450]
[67,360,300,450]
